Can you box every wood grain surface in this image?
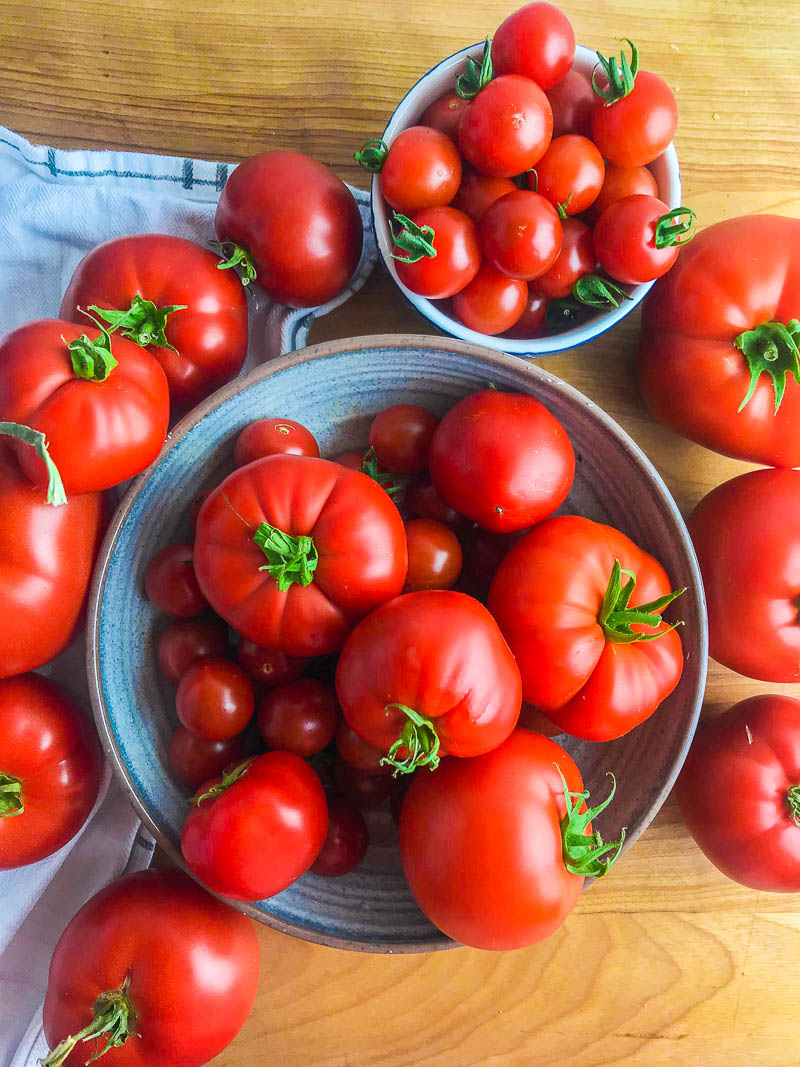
[3,1,800,1063]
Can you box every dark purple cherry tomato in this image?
[168,727,247,790]
[236,639,307,689]
[256,678,339,757]
[332,761,395,808]
[310,798,369,876]
[336,720,392,776]
[368,405,438,475]
[406,478,463,529]
[144,544,207,618]
[157,618,230,683]
[176,657,255,741]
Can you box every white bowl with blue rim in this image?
[87,334,706,953]
[370,44,681,356]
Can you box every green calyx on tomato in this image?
[654,207,696,249]
[572,274,632,309]
[389,213,437,264]
[192,758,256,805]
[253,522,319,591]
[65,320,119,383]
[213,241,257,286]
[360,446,403,496]
[735,319,800,414]
[88,295,188,354]
[598,558,685,644]
[786,784,800,828]
[455,37,493,100]
[354,138,388,173]
[592,38,639,105]
[0,773,23,817]
[558,768,626,878]
[0,421,67,506]
[40,979,135,1066]
[556,194,573,220]
[380,703,441,775]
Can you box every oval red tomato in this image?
[450,169,517,225]
[531,134,604,215]
[594,194,692,284]
[420,91,469,142]
[168,728,246,791]
[379,126,462,215]
[504,287,549,337]
[335,719,392,776]
[392,206,481,299]
[452,261,528,335]
[234,418,320,465]
[144,543,207,618]
[368,404,438,474]
[587,161,658,222]
[236,639,307,688]
[459,75,553,178]
[176,658,255,741]
[256,677,339,756]
[491,2,575,90]
[157,618,230,683]
[310,798,369,877]
[404,518,463,591]
[480,190,563,280]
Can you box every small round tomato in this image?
[310,798,369,877]
[452,261,528,335]
[420,91,469,142]
[530,134,604,215]
[144,543,207,618]
[236,639,307,689]
[459,75,553,178]
[378,126,462,215]
[587,162,658,222]
[546,68,595,137]
[332,761,395,808]
[504,287,549,337]
[233,418,320,465]
[532,218,595,299]
[335,719,392,775]
[168,727,247,790]
[393,206,481,299]
[256,678,339,757]
[157,618,230,683]
[177,658,255,741]
[404,518,463,591]
[491,2,575,89]
[594,195,694,284]
[406,477,463,529]
[480,191,563,281]
[451,169,517,225]
[368,404,438,474]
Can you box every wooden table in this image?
[4,1,800,1063]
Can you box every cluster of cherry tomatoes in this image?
[360,1,694,337]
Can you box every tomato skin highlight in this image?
[404,518,464,591]
[176,657,255,741]
[394,206,481,299]
[452,261,528,335]
[168,728,247,790]
[530,134,605,216]
[594,195,680,284]
[480,190,563,281]
[157,618,230,683]
[491,2,576,90]
[256,677,339,756]
[587,162,658,223]
[504,287,549,337]
[380,126,462,215]
[451,169,517,225]
[546,67,595,137]
[420,91,469,142]
[459,75,554,178]
[592,69,678,168]
[234,418,320,465]
[144,543,208,618]
[368,404,438,474]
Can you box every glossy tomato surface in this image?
[176,658,255,740]
[531,134,604,215]
[157,618,230,683]
[404,518,464,591]
[168,728,247,791]
[234,418,320,465]
[393,206,481,299]
[490,2,575,89]
[450,169,517,225]
[532,217,595,299]
[310,798,369,877]
[480,190,563,280]
[587,162,658,222]
[546,67,595,137]
[420,91,469,142]
[144,543,207,618]
[256,677,339,756]
[236,639,307,688]
[380,126,462,215]
[452,261,528,335]
[594,194,682,284]
[592,69,678,167]
[368,404,438,474]
[459,75,553,178]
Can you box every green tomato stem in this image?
[389,212,437,264]
[787,785,800,828]
[213,241,257,285]
[653,207,696,249]
[65,312,118,382]
[253,522,319,591]
[192,757,256,805]
[380,704,441,775]
[89,295,187,354]
[455,38,493,100]
[0,421,67,506]
[354,138,388,173]
[597,559,685,644]
[592,38,639,105]
[0,773,23,817]
[734,319,800,414]
[558,767,626,877]
[40,983,135,1066]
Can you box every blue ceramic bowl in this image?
[87,334,706,953]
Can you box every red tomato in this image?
[428,390,574,533]
[488,515,685,740]
[393,206,481,299]
[379,126,462,215]
[256,677,339,756]
[234,418,320,465]
[687,469,800,682]
[194,455,407,656]
[546,68,595,137]
[452,261,528,334]
[587,162,658,222]
[594,195,693,284]
[420,91,469,142]
[532,217,595,299]
[168,728,246,790]
[459,75,553,178]
[182,752,327,900]
[480,190,563,280]
[406,477,463,529]
[459,526,521,596]
[450,169,517,225]
[42,869,260,1067]
[491,2,576,90]
[334,450,366,471]
[335,719,392,775]
[176,658,255,741]
[638,215,800,467]
[215,150,363,308]
[0,674,101,869]
[144,543,207,618]
[504,287,549,337]
[157,618,230,683]
[530,134,604,215]
[310,798,369,877]
[332,761,395,808]
[404,518,463,591]
[60,234,248,408]
[399,729,623,949]
[677,696,800,891]
[368,404,438,474]
[236,639,307,688]
[336,590,521,772]
[0,320,169,494]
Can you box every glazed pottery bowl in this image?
[88,334,706,953]
[371,43,681,356]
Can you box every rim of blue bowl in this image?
[86,333,707,953]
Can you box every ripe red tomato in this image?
[215,150,363,308]
[368,404,438,474]
[420,91,469,142]
[450,169,517,224]
[392,206,481,299]
[530,134,604,215]
[532,217,595,299]
[336,590,521,772]
[234,418,320,465]
[687,469,800,682]
[594,195,693,284]
[182,752,327,901]
[194,455,408,656]
[42,869,260,1067]
[491,3,575,89]
[144,543,207,618]
[480,190,563,280]
[0,320,169,494]
[331,761,395,808]
[428,390,574,533]
[459,75,553,178]
[256,677,339,756]
[546,68,595,137]
[406,477,463,529]
[587,162,658,222]
[488,515,685,740]
[157,618,230,683]
[399,729,623,949]
[638,215,800,467]
[335,719,392,775]
[452,261,528,334]
[677,696,800,891]
[176,658,255,741]
[60,234,248,408]
[404,518,463,591]
[378,126,462,215]
[310,798,369,877]
[0,674,101,869]
[236,639,307,688]
[504,287,548,337]
[168,727,246,790]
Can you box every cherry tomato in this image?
[532,218,595,299]
[452,261,528,335]
[451,169,517,225]
[335,719,392,775]
[256,678,339,757]
[380,126,462,215]
[310,798,369,877]
[168,727,247,790]
[157,618,230,683]
[406,477,463,529]
[393,206,481,299]
[504,287,549,337]
[587,162,658,222]
[404,518,464,591]
[531,134,604,215]
[332,761,395,809]
[420,91,469,142]
[594,194,692,284]
[459,75,553,178]
[176,658,255,741]
[144,543,207,618]
[236,639,307,689]
[334,450,367,471]
[368,404,438,474]
[491,2,576,90]
[234,418,320,465]
[480,191,562,281]
[546,68,595,137]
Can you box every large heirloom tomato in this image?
[677,696,800,891]
[399,729,623,949]
[194,454,407,656]
[488,515,684,741]
[0,674,101,869]
[60,234,248,408]
[41,869,260,1067]
[336,590,522,772]
[639,215,800,466]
